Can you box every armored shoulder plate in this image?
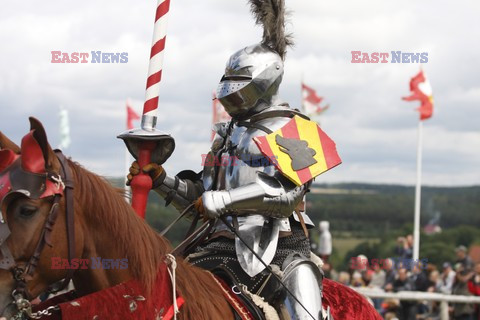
[235,116,292,164]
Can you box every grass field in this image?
[333,237,380,258]
[327,236,381,269]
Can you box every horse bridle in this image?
[0,151,75,319]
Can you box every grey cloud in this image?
[1,0,479,186]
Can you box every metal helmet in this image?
[216,44,284,118]
[217,0,293,118]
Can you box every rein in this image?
[7,151,76,319]
[160,203,214,257]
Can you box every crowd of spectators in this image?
[320,239,480,320]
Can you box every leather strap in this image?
[236,121,273,134]
[161,201,216,257]
[295,208,309,238]
[171,220,214,257]
[184,209,202,240]
[25,195,61,280]
[237,107,310,135]
[159,203,194,237]
[53,151,75,293]
[14,195,62,299]
[248,108,309,123]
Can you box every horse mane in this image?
[66,160,233,318]
[67,159,170,293]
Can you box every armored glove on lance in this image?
[126,161,166,189]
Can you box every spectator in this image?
[369,262,386,310]
[370,262,386,288]
[394,235,413,269]
[338,271,351,286]
[412,262,430,292]
[383,258,397,292]
[393,268,417,320]
[357,254,368,272]
[322,262,338,281]
[451,263,475,320]
[456,245,474,274]
[428,270,442,293]
[440,262,456,294]
[411,262,430,315]
[349,255,363,277]
[467,262,480,320]
[424,270,443,319]
[395,237,407,258]
[351,271,365,287]
[363,269,374,287]
[349,254,369,285]
[426,263,438,275]
[404,234,413,260]
[382,299,401,320]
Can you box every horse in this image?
[0,117,381,320]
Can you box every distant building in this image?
[424,211,442,235]
[423,224,442,235]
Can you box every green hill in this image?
[111,178,479,241]
[308,183,480,236]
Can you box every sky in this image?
[0,0,479,186]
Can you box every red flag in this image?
[402,70,434,121]
[211,92,231,140]
[126,102,140,130]
[302,83,329,116]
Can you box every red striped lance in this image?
[143,0,170,123]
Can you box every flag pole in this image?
[300,73,305,113]
[124,100,131,202]
[124,147,131,202]
[211,91,216,141]
[403,67,433,260]
[413,119,423,261]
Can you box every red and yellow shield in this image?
[254,116,341,186]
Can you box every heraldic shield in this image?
[254,115,342,186]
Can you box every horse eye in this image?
[19,206,37,218]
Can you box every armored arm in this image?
[154,123,229,213]
[201,172,306,219]
[154,170,204,213]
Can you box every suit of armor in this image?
[153,43,331,319]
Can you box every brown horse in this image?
[0,118,381,320]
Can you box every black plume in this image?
[249,0,293,60]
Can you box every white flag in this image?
[59,107,71,149]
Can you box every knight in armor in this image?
[128,1,334,319]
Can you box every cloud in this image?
[0,0,479,186]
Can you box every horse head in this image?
[0,118,70,319]
[0,117,168,319]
